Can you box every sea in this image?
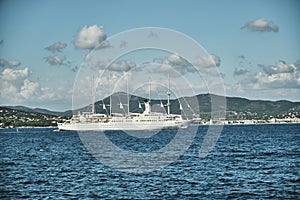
[1,124,299,199]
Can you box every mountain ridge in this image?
[3,93,300,120]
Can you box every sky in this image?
[0,0,299,111]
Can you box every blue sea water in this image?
[1,124,299,199]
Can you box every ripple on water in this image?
[0,125,299,199]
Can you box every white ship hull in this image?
[58,115,192,131]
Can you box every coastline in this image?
[195,117,300,126]
[1,122,299,130]
[0,126,57,129]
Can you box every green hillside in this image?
[0,107,65,128]
[1,93,299,127]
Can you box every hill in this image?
[7,106,66,116]
[47,93,300,120]
[1,94,300,125]
[0,106,65,128]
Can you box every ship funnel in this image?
[143,99,151,114]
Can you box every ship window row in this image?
[139,120,160,122]
[111,120,133,122]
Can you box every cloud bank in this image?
[0,67,68,105]
[259,60,296,75]
[0,68,36,100]
[254,60,299,89]
[233,60,300,91]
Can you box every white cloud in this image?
[1,68,31,81]
[44,56,75,72]
[167,53,191,67]
[233,60,300,90]
[253,71,299,89]
[8,60,21,67]
[154,53,194,76]
[40,87,56,100]
[227,59,300,101]
[195,54,221,68]
[0,67,69,105]
[84,56,136,72]
[151,53,221,78]
[44,55,66,65]
[0,58,21,67]
[0,68,33,101]
[259,60,296,75]
[20,79,39,99]
[234,68,250,76]
[45,42,67,52]
[242,18,279,32]
[109,60,136,72]
[75,25,107,49]
[255,60,299,88]
[210,54,221,67]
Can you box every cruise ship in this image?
[57,82,193,131]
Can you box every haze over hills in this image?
[4,93,300,120]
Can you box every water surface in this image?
[1,124,299,199]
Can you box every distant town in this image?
[0,107,66,128]
[197,110,300,125]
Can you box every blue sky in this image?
[0,0,299,111]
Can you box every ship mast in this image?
[149,78,151,102]
[127,75,130,115]
[167,75,171,115]
[145,78,151,114]
[109,72,112,116]
[109,94,112,116]
[91,76,95,114]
